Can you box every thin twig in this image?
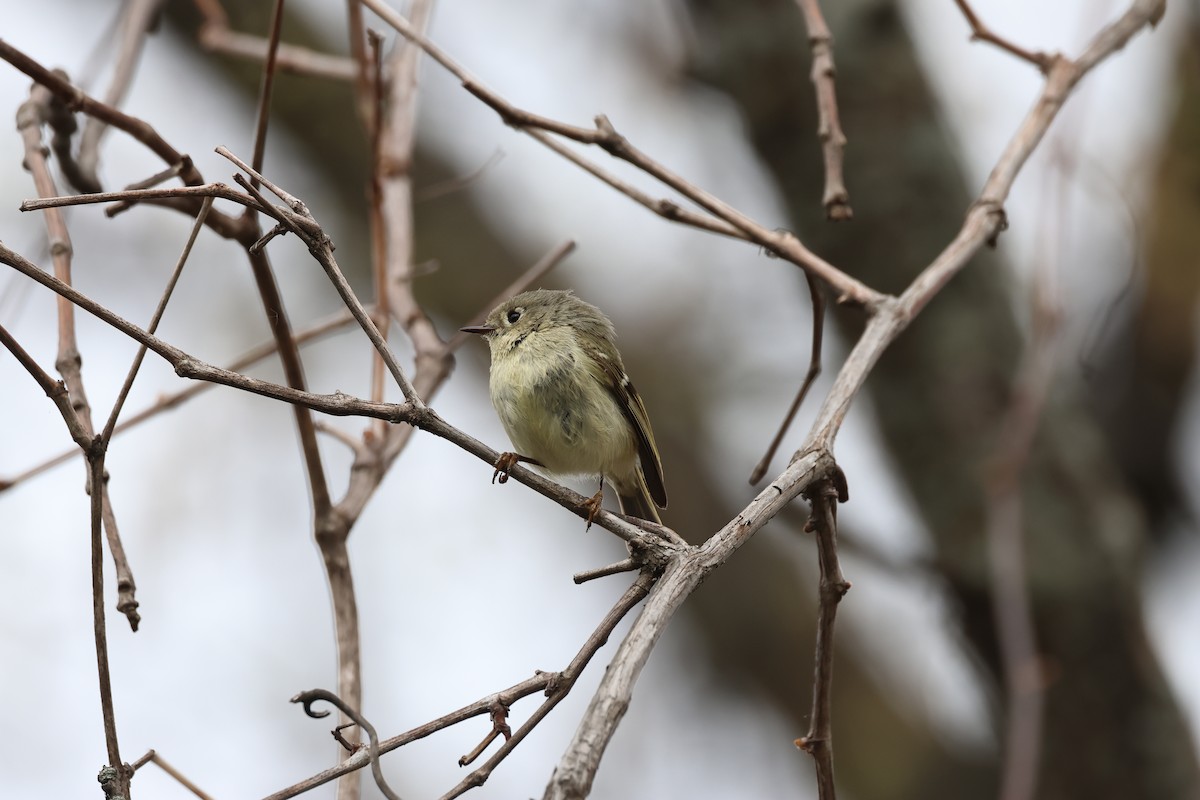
[952,0,1054,71]
[130,750,216,800]
[365,27,391,445]
[263,671,550,800]
[458,703,511,767]
[444,570,656,799]
[77,0,164,189]
[100,197,212,442]
[795,476,851,800]
[448,239,577,352]
[17,82,141,629]
[222,158,422,406]
[89,452,131,797]
[0,324,91,449]
[573,558,638,584]
[543,450,833,800]
[809,1,1165,452]
[292,690,403,800]
[795,0,851,219]
[198,24,358,81]
[750,272,825,484]
[544,3,1165,796]
[241,240,333,509]
[346,0,374,123]
[983,151,1069,800]
[249,0,286,184]
[525,129,743,238]
[266,571,654,800]
[358,0,882,309]
[0,325,130,784]
[1,305,361,492]
[1,38,255,238]
[0,39,206,186]
[372,0,440,416]
[415,149,506,202]
[22,182,253,213]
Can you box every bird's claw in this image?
[579,489,604,531]
[492,452,521,485]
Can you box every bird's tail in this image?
[614,468,662,524]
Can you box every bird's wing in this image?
[598,356,668,509]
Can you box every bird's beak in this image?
[460,324,496,336]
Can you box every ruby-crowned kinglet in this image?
[461,289,667,523]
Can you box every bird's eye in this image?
[506,309,522,324]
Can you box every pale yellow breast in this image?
[488,328,636,479]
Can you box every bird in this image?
[461,288,667,525]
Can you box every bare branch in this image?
[88,452,131,797]
[269,571,656,800]
[524,129,743,238]
[292,690,403,800]
[795,476,851,799]
[810,0,1165,453]
[76,0,164,188]
[1,306,361,492]
[218,150,423,405]
[358,0,883,309]
[0,323,91,449]
[795,0,851,219]
[543,450,834,800]
[0,39,206,186]
[17,81,141,628]
[373,0,442,411]
[100,197,211,442]
[345,0,374,123]
[952,0,1054,71]
[572,558,638,585]
[1,241,667,546]
[983,152,1070,800]
[22,182,252,213]
[131,750,216,800]
[198,24,358,81]
[539,10,1164,790]
[249,0,286,182]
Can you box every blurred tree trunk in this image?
[1091,17,1200,541]
[681,1,1200,799]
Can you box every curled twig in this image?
[292,689,402,800]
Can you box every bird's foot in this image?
[492,452,541,484]
[492,452,520,484]
[580,488,604,531]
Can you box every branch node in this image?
[458,701,513,766]
[332,722,361,753]
[573,558,639,584]
[541,670,565,696]
[250,224,288,254]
